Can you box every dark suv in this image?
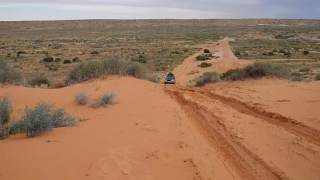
[164,72,176,84]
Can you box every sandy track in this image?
[165,86,287,180]
[196,88,320,147]
[173,38,251,85]
[164,38,320,179]
[164,83,320,180]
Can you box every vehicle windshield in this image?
[166,73,175,79]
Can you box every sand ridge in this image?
[1,38,320,180]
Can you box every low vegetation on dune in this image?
[13,103,77,137]
[0,60,21,84]
[0,97,11,126]
[29,75,51,87]
[66,59,158,84]
[193,63,291,86]
[221,63,289,81]
[92,92,115,108]
[0,97,12,139]
[0,102,77,139]
[75,92,89,105]
[194,72,221,87]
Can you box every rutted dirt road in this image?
[164,38,320,179]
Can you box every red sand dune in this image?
[1,39,320,180]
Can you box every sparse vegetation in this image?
[1,20,319,83]
[0,125,10,140]
[194,72,220,87]
[19,103,77,137]
[93,93,115,108]
[75,92,89,105]
[299,67,311,73]
[0,60,21,84]
[198,62,212,68]
[42,56,54,63]
[0,97,11,126]
[192,63,292,86]
[29,75,51,87]
[63,60,72,64]
[204,49,211,53]
[196,53,213,61]
[221,63,290,81]
[66,59,151,84]
[0,97,11,139]
[315,73,320,80]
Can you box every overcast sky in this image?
[0,0,319,20]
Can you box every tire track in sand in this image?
[192,88,320,147]
[165,86,288,180]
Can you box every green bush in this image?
[20,104,77,137]
[0,97,11,126]
[198,62,212,68]
[93,93,114,108]
[67,59,150,84]
[75,92,89,105]
[0,60,21,84]
[221,63,289,81]
[194,72,220,87]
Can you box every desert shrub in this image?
[29,75,50,87]
[91,50,99,55]
[50,108,77,128]
[234,50,241,56]
[299,67,311,73]
[222,63,289,81]
[303,50,309,55]
[125,62,148,79]
[52,81,66,88]
[42,56,54,63]
[9,121,26,135]
[132,55,147,64]
[0,125,10,140]
[194,72,220,87]
[16,51,27,57]
[20,103,77,137]
[198,62,212,68]
[22,104,54,137]
[63,60,72,64]
[67,59,150,84]
[0,97,11,126]
[72,57,80,63]
[0,60,21,84]
[204,49,211,53]
[196,53,213,61]
[221,69,245,81]
[75,92,89,105]
[315,73,320,81]
[93,93,114,108]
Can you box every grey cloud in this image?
[0,0,319,18]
